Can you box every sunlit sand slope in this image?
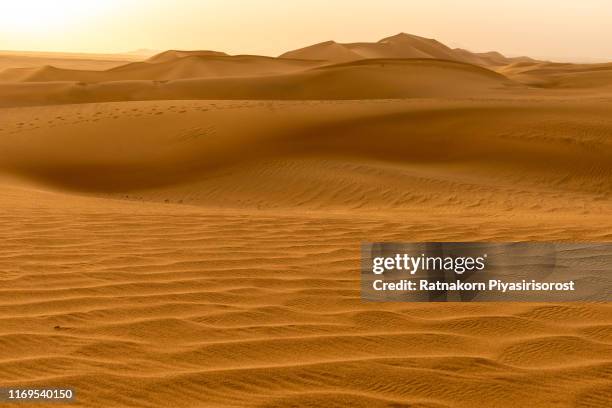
[0,99,610,213]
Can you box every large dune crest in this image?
[145,50,229,63]
[280,32,536,66]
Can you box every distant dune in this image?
[0,50,137,73]
[499,61,612,88]
[0,55,323,83]
[280,33,535,66]
[2,32,611,108]
[145,50,229,63]
[0,59,518,107]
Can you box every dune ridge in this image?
[0,59,519,107]
[499,61,612,88]
[0,50,139,73]
[2,32,612,109]
[280,32,537,66]
[0,55,323,84]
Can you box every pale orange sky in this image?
[1,0,611,61]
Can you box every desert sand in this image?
[1,34,612,407]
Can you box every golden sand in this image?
[1,35,611,407]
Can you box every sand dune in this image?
[0,59,518,107]
[146,50,229,63]
[1,99,611,212]
[280,33,535,66]
[0,55,323,83]
[279,40,365,63]
[0,50,140,73]
[499,61,612,88]
[3,33,611,110]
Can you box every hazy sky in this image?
[1,0,611,61]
